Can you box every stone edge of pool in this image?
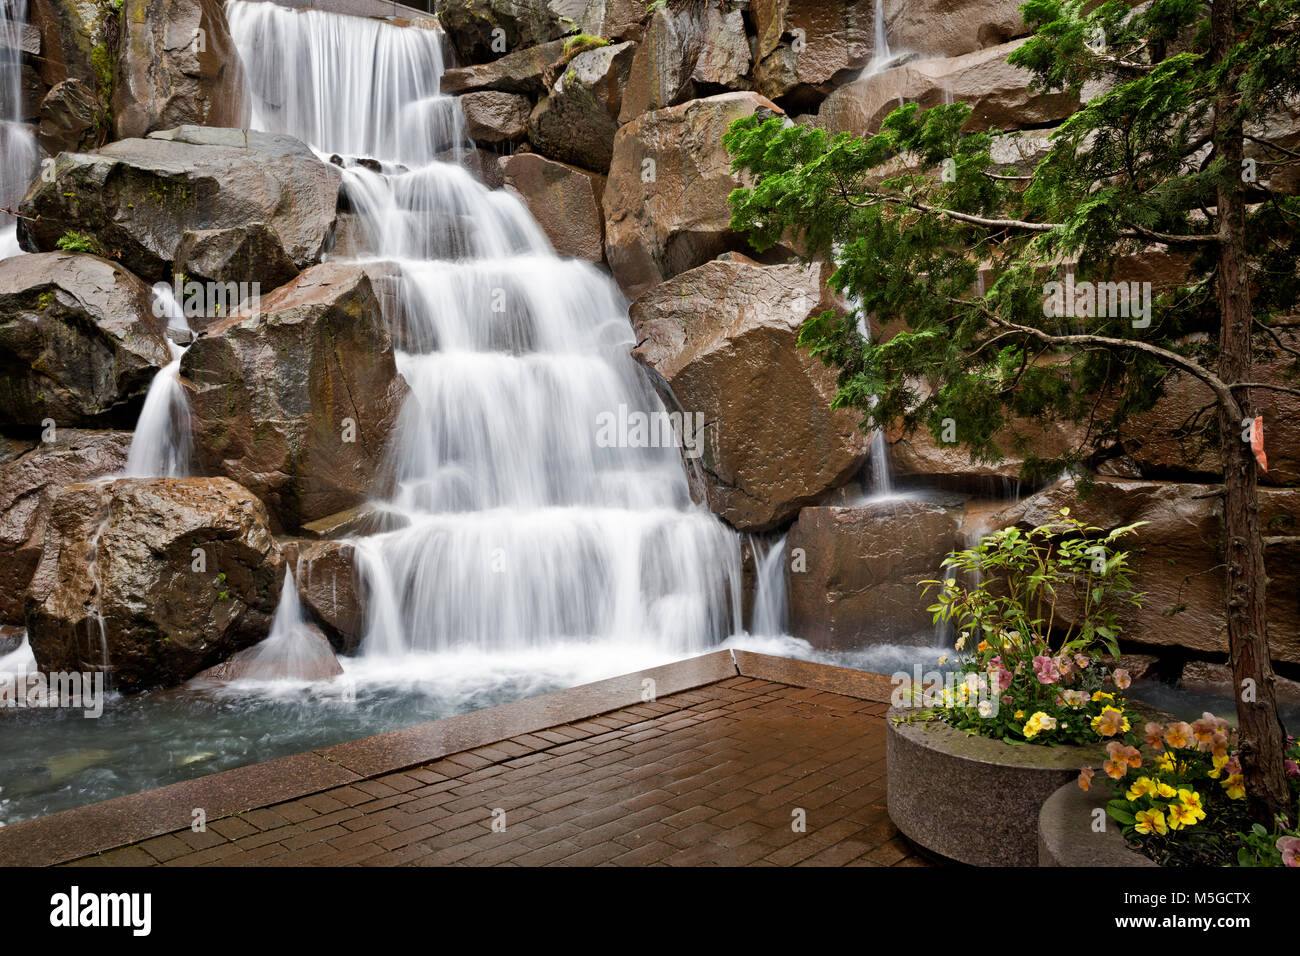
[0,650,896,867]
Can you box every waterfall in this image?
[871,0,892,70]
[751,535,788,637]
[226,1,742,659]
[226,568,341,681]
[124,287,193,479]
[854,309,893,497]
[0,0,37,257]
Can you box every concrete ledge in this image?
[1039,780,1158,867]
[886,706,1107,866]
[0,650,739,866]
[732,650,895,703]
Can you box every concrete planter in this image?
[886,706,1107,866]
[1038,780,1158,866]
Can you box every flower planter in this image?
[1038,779,1157,866]
[886,705,1109,866]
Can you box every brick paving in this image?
[61,675,929,867]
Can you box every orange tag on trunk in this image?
[1252,416,1268,472]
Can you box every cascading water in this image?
[225,568,341,682]
[869,0,892,72]
[0,0,37,257]
[750,535,789,637]
[124,287,193,479]
[226,2,742,662]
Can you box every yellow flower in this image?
[1014,710,1024,720]
[1177,789,1206,818]
[1134,808,1167,836]
[1091,691,1115,702]
[1222,774,1246,800]
[1155,751,1176,772]
[1125,777,1158,800]
[1154,781,1177,799]
[1208,754,1229,779]
[1168,797,1205,830]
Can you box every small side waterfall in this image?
[751,535,789,637]
[870,0,892,72]
[227,1,743,660]
[221,568,342,682]
[855,311,893,497]
[124,287,193,479]
[0,0,37,257]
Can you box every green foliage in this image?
[722,0,1300,482]
[923,508,1144,659]
[563,33,608,56]
[55,231,108,256]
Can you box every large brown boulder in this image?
[0,252,172,427]
[113,0,248,140]
[433,0,575,64]
[181,263,410,533]
[25,477,285,693]
[817,40,1080,136]
[993,478,1300,665]
[787,498,962,650]
[503,151,605,261]
[459,90,531,144]
[882,0,1029,60]
[529,39,635,171]
[36,77,101,155]
[439,37,568,95]
[0,429,132,624]
[631,255,867,531]
[605,92,784,301]
[28,0,111,91]
[750,0,877,107]
[617,6,700,122]
[19,126,342,287]
[580,0,649,41]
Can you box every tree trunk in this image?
[1212,0,1290,824]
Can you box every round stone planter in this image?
[885,706,1107,866]
[1038,779,1157,866]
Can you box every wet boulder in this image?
[817,40,1080,135]
[787,498,963,649]
[280,538,365,654]
[459,90,531,144]
[750,0,877,107]
[993,478,1300,666]
[114,0,248,140]
[25,477,285,693]
[882,0,1029,60]
[0,252,172,428]
[631,255,867,531]
[440,38,569,95]
[0,429,133,624]
[19,126,342,287]
[433,0,576,64]
[605,92,785,301]
[181,263,410,533]
[529,39,635,171]
[503,151,606,262]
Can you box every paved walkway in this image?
[61,672,926,867]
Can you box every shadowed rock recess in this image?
[0,0,1295,829]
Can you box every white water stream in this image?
[226,1,742,661]
[0,0,36,257]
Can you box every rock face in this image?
[19,126,342,287]
[787,499,962,649]
[605,92,784,301]
[817,40,1080,135]
[631,255,867,531]
[529,39,635,171]
[0,430,132,624]
[114,0,248,140]
[503,151,605,261]
[37,78,101,155]
[0,253,172,427]
[433,0,574,64]
[25,477,285,693]
[459,90,531,144]
[580,0,648,41]
[887,415,1093,488]
[883,0,1028,60]
[181,263,410,532]
[281,538,364,654]
[751,0,876,106]
[993,478,1300,665]
[617,6,700,122]
[440,37,568,95]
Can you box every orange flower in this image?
[1143,722,1165,750]
[1078,767,1095,791]
[1164,722,1194,749]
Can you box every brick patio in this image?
[1,652,933,867]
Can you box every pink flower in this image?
[1112,668,1131,690]
[1057,656,1074,678]
[1279,836,1300,868]
[996,667,1013,691]
[1285,759,1299,779]
[1074,654,1090,669]
[1033,655,1061,685]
